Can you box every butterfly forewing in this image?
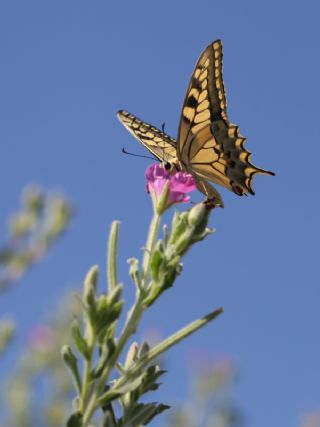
[177,40,274,199]
[117,110,178,164]
[178,39,228,150]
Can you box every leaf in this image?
[169,211,188,245]
[91,338,116,378]
[71,320,90,360]
[66,411,83,427]
[121,402,170,427]
[150,249,163,282]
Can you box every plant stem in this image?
[108,307,224,394]
[141,212,161,288]
[107,221,120,292]
[82,211,161,425]
[79,331,95,414]
[82,297,145,426]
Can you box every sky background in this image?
[0,1,319,426]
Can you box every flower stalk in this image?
[63,164,220,427]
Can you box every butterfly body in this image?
[118,40,274,207]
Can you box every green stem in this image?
[82,293,145,426]
[107,221,120,292]
[106,307,223,396]
[82,211,161,425]
[80,356,92,411]
[79,331,95,414]
[141,212,161,288]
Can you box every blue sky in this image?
[0,1,319,426]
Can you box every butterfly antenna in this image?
[161,122,166,161]
[122,147,156,161]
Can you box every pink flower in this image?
[145,164,196,212]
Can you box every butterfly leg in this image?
[195,177,224,208]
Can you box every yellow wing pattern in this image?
[118,40,274,207]
[177,40,274,205]
[117,110,178,165]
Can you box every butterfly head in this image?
[162,161,172,171]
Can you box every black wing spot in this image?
[192,78,202,91]
[186,95,198,108]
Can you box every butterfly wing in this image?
[117,110,178,164]
[177,40,274,206]
[118,110,223,205]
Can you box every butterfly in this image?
[117,39,274,207]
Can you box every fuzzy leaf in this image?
[108,283,123,304]
[91,338,116,378]
[95,301,123,341]
[169,211,188,244]
[66,411,83,427]
[121,402,170,427]
[150,249,163,282]
[71,320,90,360]
[98,389,123,406]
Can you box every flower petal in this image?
[170,172,196,193]
[145,164,196,212]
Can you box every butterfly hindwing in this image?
[117,110,178,164]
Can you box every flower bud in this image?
[84,265,99,295]
[124,342,139,368]
[187,200,212,229]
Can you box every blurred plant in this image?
[1,307,236,427]
[166,358,243,427]
[1,297,81,427]
[62,164,223,426]
[0,170,313,427]
[0,186,71,291]
[0,319,15,355]
[0,186,71,359]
